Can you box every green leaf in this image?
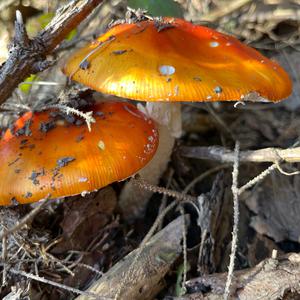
[128,0,183,17]
[19,74,38,94]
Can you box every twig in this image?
[224,141,240,300]
[43,251,75,276]
[238,163,277,195]
[181,145,300,163]
[43,104,96,132]
[8,268,107,300]
[76,263,104,277]
[14,10,29,46]
[0,0,104,104]
[182,145,300,196]
[131,177,196,202]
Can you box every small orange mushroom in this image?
[63,17,292,102]
[0,101,158,205]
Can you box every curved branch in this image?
[0,0,104,105]
[180,145,300,163]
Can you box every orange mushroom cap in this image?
[0,101,158,205]
[63,17,292,102]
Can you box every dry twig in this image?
[0,0,104,105]
[8,268,104,299]
[131,177,196,202]
[224,142,240,300]
[181,145,300,163]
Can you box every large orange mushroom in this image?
[63,17,292,103]
[0,101,158,205]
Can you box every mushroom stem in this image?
[119,102,182,220]
[138,102,182,138]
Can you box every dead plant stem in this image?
[224,141,240,300]
[8,268,107,299]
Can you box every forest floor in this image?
[0,0,300,299]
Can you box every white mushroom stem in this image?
[119,102,182,220]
